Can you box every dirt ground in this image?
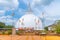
[0,35,60,40]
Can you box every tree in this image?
[53,20,60,34]
[4,25,14,28]
[0,22,14,35]
[0,22,5,28]
[55,26,60,34]
[44,27,48,31]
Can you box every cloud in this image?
[0,10,5,16]
[19,0,54,17]
[22,0,54,17]
[34,0,53,6]
[45,1,60,17]
[45,18,57,21]
[23,0,54,8]
[0,0,19,10]
[0,15,17,25]
[32,0,60,20]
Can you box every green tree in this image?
[55,26,60,34]
[0,22,5,28]
[54,20,60,34]
[44,27,48,31]
[0,22,14,35]
[4,25,14,28]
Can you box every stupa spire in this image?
[28,1,31,12]
[26,0,32,14]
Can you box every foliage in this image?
[0,22,13,35]
[44,27,48,31]
[45,20,60,34]
[55,20,60,34]
[49,20,60,34]
[0,22,5,28]
[0,22,14,28]
[55,26,60,34]
[16,30,24,35]
[4,25,13,28]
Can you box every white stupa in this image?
[15,1,43,30]
[15,12,43,30]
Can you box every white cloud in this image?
[0,10,5,16]
[45,17,60,21]
[22,0,54,16]
[0,0,19,10]
[0,15,17,25]
[0,0,19,25]
[23,0,53,8]
[45,1,60,17]
[31,0,60,21]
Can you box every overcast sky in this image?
[0,0,60,26]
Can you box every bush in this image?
[44,27,48,31]
[55,27,60,34]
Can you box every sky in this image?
[0,0,60,26]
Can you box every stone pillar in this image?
[12,28,16,35]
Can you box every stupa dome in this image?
[15,13,43,30]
